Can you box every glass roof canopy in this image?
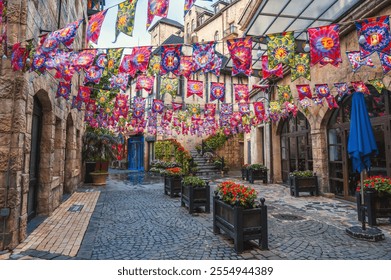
[242,0,363,71]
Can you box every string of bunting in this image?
[1,0,391,136]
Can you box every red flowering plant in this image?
[216,181,258,209]
[165,167,183,178]
[356,176,391,195]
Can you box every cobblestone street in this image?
[4,170,391,260]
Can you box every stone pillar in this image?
[311,129,329,194]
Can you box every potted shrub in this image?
[82,127,120,185]
[248,164,268,184]
[241,164,250,181]
[164,167,183,197]
[181,176,210,214]
[289,170,318,197]
[356,175,391,226]
[213,181,268,253]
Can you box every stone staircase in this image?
[190,150,219,177]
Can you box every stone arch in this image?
[31,90,54,216]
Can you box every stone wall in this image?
[0,0,86,251]
[216,135,244,170]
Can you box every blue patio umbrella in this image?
[347,91,378,223]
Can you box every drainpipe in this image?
[58,0,62,29]
[268,90,274,183]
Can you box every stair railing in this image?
[201,140,225,172]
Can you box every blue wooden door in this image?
[128,136,144,171]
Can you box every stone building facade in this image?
[0,0,86,250]
[241,0,391,201]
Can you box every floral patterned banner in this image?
[253,101,266,120]
[334,82,350,98]
[148,55,161,76]
[296,84,313,100]
[291,53,310,81]
[192,41,220,75]
[227,37,252,76]
[136,75,154,94]
[234,84,249,103]
[204,103,216,117]
[146,0,169,29]
[54,19,84,48]
[84,65,103,84]
[267,31,295,68]
[187,104,200,117]
[210,82,225,102]
[87,9,108,44]
[161,77,178,97]
[171,102,183,111]
[152,99,164,114]
[56,81,71,100]
[132,97,146,119]
[379,52,391,74]
[161,45,182,75]
[238,102,250,116]
[351,81,371,95]
[262,55,283,79]
[71,96,83,111]
[315,84,331,99]
[180,55,193,78]
[77,86,91,102]
[104,48,124,76]
[114,0,138,42]
[95,52,107,69]
[277,85,293,103]
[184,0,195,15]
[97,90,112,106]
[308,24,342,67]
[325,95,339,109]
[355,16,391,58]
[110,73,129,92]
[220,103,233,117]
[187,80,203,98]
[115,94,128,110]
[368,78,386,93]
[70,50,97,72]
[11,43,28,71]
[346,51,375,72]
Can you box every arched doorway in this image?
[28,96,42,221]
[64,114,75,194]
[280,112,312,184]
[327,86,391,200]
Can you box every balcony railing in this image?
[223,25,238,39]
[87,0,105,16]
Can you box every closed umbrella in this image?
[347,91,378,229]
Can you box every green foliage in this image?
[182,176,206,188]
[82,126,120,162]
[204,131,228,151]
[154,139,192,175]
[289,170,315,178]
[248,164,268,171]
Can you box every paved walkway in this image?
[3,170,391,260]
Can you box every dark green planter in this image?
[248,169,267,184]
[289,176,318,197]
[357,190,391,226]
[213,196,268,253]
[241,168,249,181]
[181,182,210,214]
[164,176,182,197]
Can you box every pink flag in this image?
[136,75,154,94]
[87,10,108,44]
[187,80,203,98]
[234,84,249,103]
[351,81,370,95]
[147,0,169,29]
[227,37,253,76]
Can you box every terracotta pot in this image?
[90,172,108,186]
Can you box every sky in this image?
[96,0,215,49]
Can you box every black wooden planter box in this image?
[289,176,318,197]
[164,176,182,197]
[181,182,210,214]
[213,196,268,253]
[356,190,391,226]
[248,169,268,184]
[241,168,249,181]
